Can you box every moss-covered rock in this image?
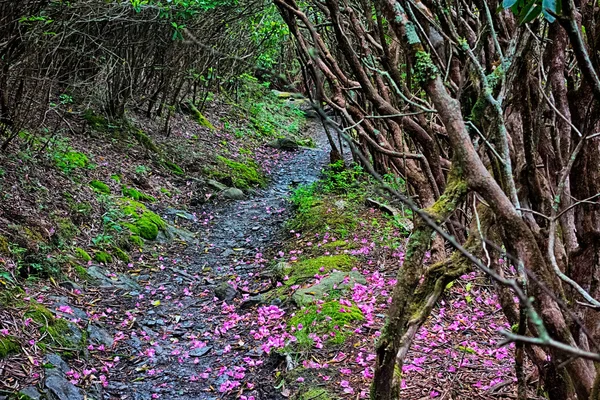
[74,247,91,262]
[122,187,156,202]
[25,302,85,350]
[289,300,363,348]
[281,255,357,286]
[119,199,166,241]
[112,247,130,263]
[94,251,112,264]
[90,180,110,194]
[0,337,19,358]
[216,156,266,188]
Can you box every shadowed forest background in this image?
[2,0,600,399]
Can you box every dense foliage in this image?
[274,0,600,398]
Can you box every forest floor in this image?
[0,90,532,400]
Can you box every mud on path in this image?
[104,123,330,400]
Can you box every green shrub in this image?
[54,151,89,173]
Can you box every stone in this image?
[164,208,196,221]
[292,271,367,306]
[87,325,114,348]
[19,386,42,399]
[266,138,299,151]
[214,282,238,302]
[240,294,265,309]
[45,374,84,400]
[44,354,69,375]
[222,187,245,200]
[189,346,212,357]
[207,179,228,191]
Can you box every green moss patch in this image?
[94,251,112,264]
[74,265,90,280]
[112,247,130,263]
[89,180,110,194]
[162,160,184,175]
[25,303,84,350]
[288,300,363,348]
[296,388,336,400]
[282,255,356,286]
[0,337,20,358]
[187,101,216,130]
[119,199,166,240]
[74,247,91,261]
[122,187,156,202]
[216,156,266,188]
[132,130,160,153]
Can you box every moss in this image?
[322,240,357,250]
[74,265,90,280]
[41,318,84,349]
[288,300,363,348]
[83,109,110,132]
[129,235,144,247]
[112,247,130,263]
[162,160,184,175]
[74,247,91,262]
[132,130,160,153]
[187,101,216,130]
[425,170,468,221]
[25,303,54,325]
[283,255,357,286]
[55,218,79,242]
[0,337,19,358]
[296,388,335,400]
[0,235,9,255]
[94,251,112,264]
[110,174,121,182]
[136,215,159,240]
[413,50,438,83]
[0,287,26,308]
[216,156,266,188]
[120,199,165,241]
[160,188,172,197]
[122,187,156,202]
[90,180,110,194]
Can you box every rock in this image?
[292,271,367,306]
[189,346,212,357]
[87,325,114,348]
[207,179,228,191]
[44,354,69,375]
[272,262,292,279]
[240,294,265,309]
[266,138,299,151]
[19,386,42,399]
[157,224,197,244]
[222,187,245,200]
[214,282,238,302]
[164,208,196,221]
[45,374,84,400]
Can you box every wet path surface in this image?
[106,124,329,400]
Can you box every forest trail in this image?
[105,122,330,400]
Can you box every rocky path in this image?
[105,124,330,400]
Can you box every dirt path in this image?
[106,123,330,400]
